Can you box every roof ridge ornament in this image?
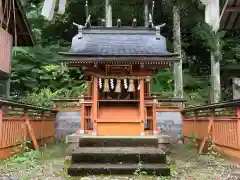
[101,19,106,27]
[132,19,137,28]
[155,23,166,39]
[85,15,91,27]
[148,14,154,28]
[73,22,84,39]
[117,19,121,27]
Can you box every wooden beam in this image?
[60,55,179,63]
[225,6,240,12]
[220,0,229,21]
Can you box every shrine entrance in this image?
[97,77,142,136]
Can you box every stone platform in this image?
[66,135,170,176]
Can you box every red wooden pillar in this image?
[236,107,240,148]
[152,103,157,133]
[92,76,98,134]
[81,103,85,131]
[140,79,145,134]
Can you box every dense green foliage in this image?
[1,0,239,107]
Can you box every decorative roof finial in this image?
[73,22,83,39]
[148,13,154,28]
[85,0,88,19]
[152,1,155,19]
[85,15,91,27]
[132,18,137,28]
[117,19,121,27]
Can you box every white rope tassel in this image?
[103,78,110,92]
[110,79,114,90]
[124,79,128,90]
[98,78,102,89]
[128,79,135,92]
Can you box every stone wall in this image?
[156,112,182,139]
[55,112,81,141]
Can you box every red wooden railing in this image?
[0,27,11,74]
[182,100,240,157]
[0,99,57,158]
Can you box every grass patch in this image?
[0,141,67,169]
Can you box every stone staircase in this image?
[67,136,170,176]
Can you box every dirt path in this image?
[0,143,240,180]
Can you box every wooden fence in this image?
[182,99,240,161]
[0,99,57,159]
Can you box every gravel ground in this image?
[0,144,240,180]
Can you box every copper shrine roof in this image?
[59,26,179,62]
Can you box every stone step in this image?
[78,136,158,147]
[68,163,170,176]
[72,147,166,164]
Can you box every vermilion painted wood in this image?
[0,100,56,159]
[183,103,240,160]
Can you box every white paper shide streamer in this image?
[98,78,102,89]
[124,79,128,90]
[110,79,114,90]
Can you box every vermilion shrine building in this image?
[59,23,180,136]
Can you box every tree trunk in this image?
[210,52,221,103]
[105,0,112,27]
[4,78,10,100]
[173,5,183,98]
[144,0,148,27]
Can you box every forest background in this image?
[0,0,239,107]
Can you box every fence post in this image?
[210,109,214,142]
[199,109,214,154]
[236,106,240,148]
[24,108,39,150]
[193,110,197,136]
[40,111,44,145]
